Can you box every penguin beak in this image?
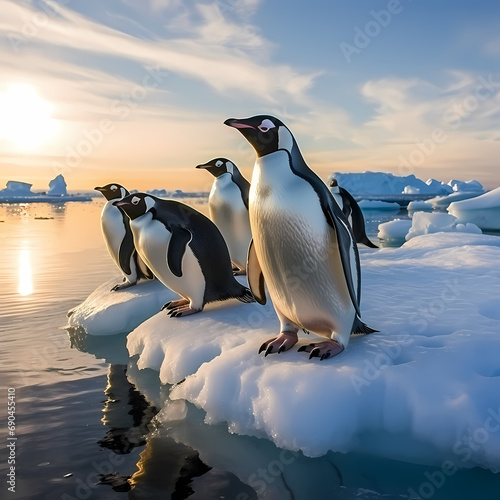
[195,163,209,169]
[113,200,128,207]
[94,186,105,192]
[224,118,256,130]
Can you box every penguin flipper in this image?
[247,239,266,305]
[167,225,192,278]
[323,199,361,317]
[340,188,378,248]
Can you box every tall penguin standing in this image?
[95,183,154,291]
[114,193,254,317]
[225,115,377,360]
[196,158,252,274]
[329,179,378,248]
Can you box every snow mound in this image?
[48,174,67,196]
[377,219,412,242]
[448,187,500,231]
[430,191,484,210]
[448,179,484,193]
[358,200,401,211]
[407,200,433,212]
[406,212,482,241]
[403,185,420,195]
[329,172,453,196]
[67,277,176,336]
[125,233,500,471]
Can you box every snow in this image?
[407,200,433,212]
[377,219,412,242]
[448,187,500,231]
[328,172,454,196]
[357,200,401,211]
[67,277,176,336]
[406,212,482,241]
[429,191,484,209]
[403,185,420,195]
[48,174,67,196]
[70,225,500,473]
[117,232,500,472]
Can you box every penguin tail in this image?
[361,237,379,249]
[351,316,379,335]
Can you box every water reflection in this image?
[18,246,33,295]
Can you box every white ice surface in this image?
[119,233,500,471]
[448,187,500,230]
[406,212,482,241]
[407,200,433,212]
[430,191,484,209]
[358,200,401,211]
[377,219,412,242]
[68,277,176,336]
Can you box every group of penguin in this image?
[96,115,377,361]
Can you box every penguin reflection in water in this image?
[95,183,154,291]
[196,158,252,275]
[114,193,254,317]
[225,115,377,360]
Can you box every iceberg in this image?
[328,172,454,196]
[48,173,67,196]
[448,187,500,231]
[377,219,413,242]
[74,233,500,473]
[0,175,91,203]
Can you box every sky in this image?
[0,0,499,192]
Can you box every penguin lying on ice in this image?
[225,115,377,360]
[329,179,378,248]
[95,183,154,291]
[114,193,254,317]
[196,158,252,275]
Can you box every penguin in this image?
[224,115,377,360]
[329,179,378,248]
[95,183,154,291]
[196,158,252,274]
[113,193,254,317]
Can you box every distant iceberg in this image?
[0,175,91,203]
[328,171,484,197]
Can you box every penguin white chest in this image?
[249,151,354,336]
[130,214,205,305]
[101,201,127,266]
[209,174,251,269]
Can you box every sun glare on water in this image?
[0,83,59,150]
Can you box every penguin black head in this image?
[95,183,129,201]
[113,193,156,220]
[330,179,338,188]
[195,158,237,178]
[224,115,294,158]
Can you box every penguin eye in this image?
[258,119,276,133]
[131,196,140,205]
[215,160,223,168]
[111,185,117,190]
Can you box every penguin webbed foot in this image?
[165,303,202,318]
[161,298,190,311]
[259,331,298,357]
[297,340,344,361]
[111,280,135,292]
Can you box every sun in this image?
[0,83,59,151]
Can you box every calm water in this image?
[1,200,499,500]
